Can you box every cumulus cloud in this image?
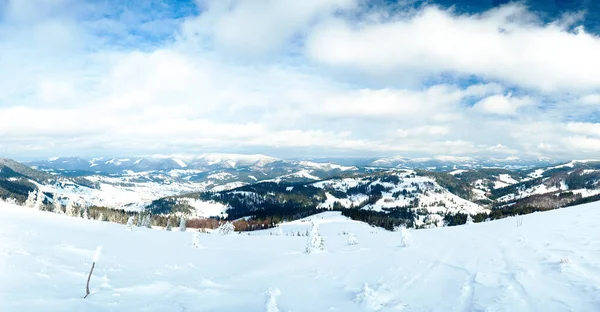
[0,0,598,160]
[306,4,600,91]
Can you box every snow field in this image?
[2,203,600,311]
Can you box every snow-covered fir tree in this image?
[165,218,172,231]
[465,214,474,225]
[265,288,281,312]
[400,226,412,247]
[217,222,235,235]
[33,189,44,210]
[82,205,90,219]
[52,193,63,214]
[65,200,76,217]
[179,216,186,232]
[126,216,135,231]
[305,221,325,253]
[144,214,152,228]
[136,214,143,227]
[99,213,106,222]
[24,191,36,208]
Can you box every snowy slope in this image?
[3,202,600,311]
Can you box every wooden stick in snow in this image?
[83,262,95,299]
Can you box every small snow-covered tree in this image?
[126,216,135,231]
[99,213,106,222]
[53,193,63,214]
[347,233,359,245]
[265,288,281,312]
[400,226,412,247]
[82,205,90,219]
[217,222,235,235]
[65,200,76,217]
[25,190,36,208]
[465,214,474,225]
[33,189,44,210]
[305,222,325,254]
[144,214,152,228]
[179,216,186,232]
[136,214,143,227]
[165,218,172,231]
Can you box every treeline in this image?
[340,208,416,230]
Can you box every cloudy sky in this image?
[1,0,599,160]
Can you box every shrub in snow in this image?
[265,288,281,312]
[84,246,102,299]
[305,222,325,254]
[217,222,235,235]
[465,214,474,225]
[348,233,359,245]
[126,216,135,231]
[99,213,106,222]
[193,232,201,248]
[400,226,412,247]
[144,214,152,228]
[165,219,172,231]
[179,216,186,232]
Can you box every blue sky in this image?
[0,0,599,160]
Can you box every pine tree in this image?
[465,214,474,225]
[53,192,63,214]
[99,213,106,222]
[217,222,235,235]
[65,200,76,217]
[33,189,44,210]
[126,216,135,231]
[165,218,172,231]
[144,214,152,228]
[82,206,90,219]
[25,190,36,208]
[305,222,324,253]
[137,214,143,227]
[179,216,186,232]
[400,226,412,247]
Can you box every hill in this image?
[1,200,599,311]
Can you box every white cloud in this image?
[473,93,531,115]
[306,4,600,91]
[0,0,598,160]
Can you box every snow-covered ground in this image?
[2,202,600,311]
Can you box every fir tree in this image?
[179,216,186,232]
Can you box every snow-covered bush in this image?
[400,226,411,247]
[143,214,152,228]
[516,216,523,227]
[265,288,281,312]
[99,213,106,222]
[165,219,172,231]
[217,222,235,235]
[305,221,325,254]
[348,233,359,245]
[354,283,393,310]
[465,214,474,225]
[126,216,135,231]
[179,216,186,232]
